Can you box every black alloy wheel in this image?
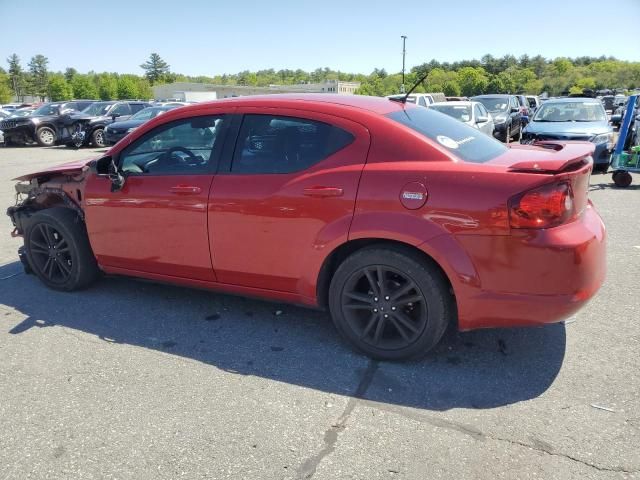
[28,223,73,285]
[329,247,451,360]
[24,208,100,291]
[341,265,428,350]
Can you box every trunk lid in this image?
[488,141,595,173]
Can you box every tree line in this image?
[0,53,159,104]
[1,52,639,105]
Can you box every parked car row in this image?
[0,99,186,148]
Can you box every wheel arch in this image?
[316,238,456,312]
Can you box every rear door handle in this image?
[303,186,344,197]
[169,185,202,194]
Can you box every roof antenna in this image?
[389,72,430,103]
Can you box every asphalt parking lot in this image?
[0,145,639,480]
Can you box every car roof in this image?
[472,94,512,98]
[542,97,603,104]
[430,101,474,107]
[167,94,412,115]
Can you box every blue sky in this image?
[1,0,638,76]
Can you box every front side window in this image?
[231,115,354,174]
[386,107,507,164]
[82,102,114,116]
[111,103,132,116]
[119,115,226,175]
[473,104,483,120]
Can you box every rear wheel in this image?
[24,208,99,291]
[36,126,56,147]
[329,247,452,360]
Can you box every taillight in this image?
[509,182,574,229]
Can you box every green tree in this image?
[0,73,12,103]
[71,75,98,99]
[117,76,138,99]
[97,73,118,100]
[7,53,25,100]
[140,53,170,84]
[457,67,489,96]
[442,80,461,97]
[48,75,73,101]
[27,54,49,100]
[136,78,153,99]
[64,67,78,83]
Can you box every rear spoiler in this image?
[508,141,595,173]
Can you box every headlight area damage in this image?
[7,169,88,239]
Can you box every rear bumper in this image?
[454,204,606,330]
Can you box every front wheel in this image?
[36,126,56,147]
[24,208,100,291]
[328,247,452,360]
[91,128,105,148]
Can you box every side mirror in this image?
[91,155,125,192]
[476,116,489,124]
[111,113,120,121]
[511,107,519,113]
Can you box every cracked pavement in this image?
[0,146,639,479]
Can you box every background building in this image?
[153,80,360,101]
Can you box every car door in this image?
[84,114,229,281]
[510,96,521,131]
[208,109,370,293]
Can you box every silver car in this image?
[428,101,495,136]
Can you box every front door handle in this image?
[169,185,202,194]
[303,186,344,197]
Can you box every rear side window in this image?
[232,115,354,174]
[386,107,507,163]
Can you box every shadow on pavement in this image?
[0,261,566,411]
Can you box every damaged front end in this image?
[7,170,88,238]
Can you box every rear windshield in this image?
[386,107,507,163]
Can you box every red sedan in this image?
[7,94,606,360]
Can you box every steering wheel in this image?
[165,146,199,163]
[145,146,199,173]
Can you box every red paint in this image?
[25,95,604,332]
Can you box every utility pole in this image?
[401,35,407,93]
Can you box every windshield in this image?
[386,107,507,164]
[130,107,168,121]
[429,104,472,122]
[533,101,607,122]
[32,104,60,116]
[473,97,509,113]
[82,102,114,116]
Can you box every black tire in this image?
[91,128,105,148]
[24,207,100,291]
[612,171,632,187]
[36,126,56,147]
[328,246,453,360]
